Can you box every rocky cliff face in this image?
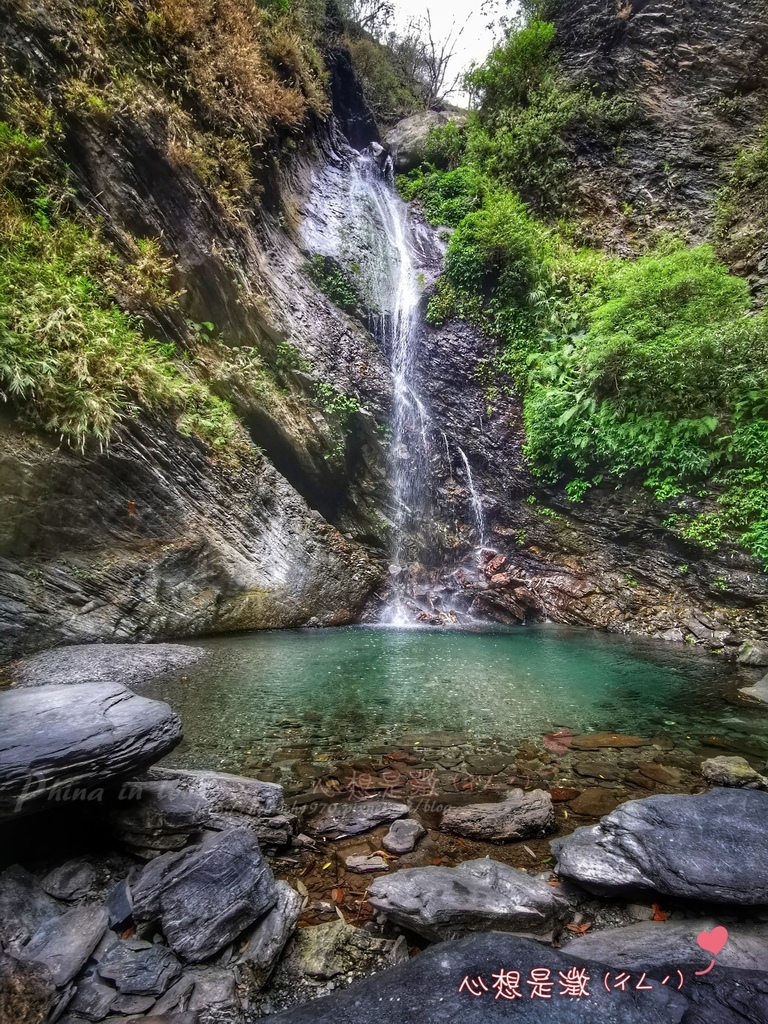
[0,0,391,659]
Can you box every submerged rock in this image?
[7,643,206,689]
[737,640,768,666]
[701,755,768,789]
[440,789,554,842]
[304,799,408,838]
[0,682,182,819]
[382,818,426,855]
[553,788,768,903]
[131,828,278,963]
[345,854,389,873]
[740,673,768,704]
[570,733,651,751]
[367,858,569,942]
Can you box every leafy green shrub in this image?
[423,120,467,170]
[467,21,557,111]
[397,165,487,227]
[307,254,359,311]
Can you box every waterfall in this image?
[301,146,487,622]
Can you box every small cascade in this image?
[456,445,486,546]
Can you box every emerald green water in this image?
[134,625,767,782]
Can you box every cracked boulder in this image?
[440,789,554,842]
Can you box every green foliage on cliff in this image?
[398,12,768,567]
[0,123,243,454]
[307,255,359,312]
[715,121,768,266]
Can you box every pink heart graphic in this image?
[543,729,574,755]
[697,926,728,957]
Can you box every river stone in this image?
[569,919,768,972]
[553,788,768,902]
[0,952,55,1024]
[98,938,182,996]
[145,768,298,848]
[266,933,690,1023]
[7,643,206,688]
[737,640,768,666]
[344,854,388,873]
[188,972,239,1023]
[294,922,406,981]
[0,865,64,955]
[382,818,426,855]
[17,906,108,986]
[304,799,408,838]
[68,969,119,1019]
[131,828,278,963]
[440,788,554,841]
[367,858,569,943]
[239,881,302,991]
[571,733,651,750]
[568,788,621,817]
[740,673,768,703]
[0,682,182,819]
[41,859,96,902]
[701,755,768,789]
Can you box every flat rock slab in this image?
[441,788,554,842]
[7,642,206,688]
[144,768,297,848]
[553,788,768,903]
[571,733,652,750]
[345,855,389,873]
[382,818,426,855]
[131,827,278,963]
[106,779,210,857]
[569,788,621,817]
[304,800,408,838]
[267,933,695,1023]
[569,919,768,972]
[0,682,182,818]
[17,905,108,986]
[368,858,569,943]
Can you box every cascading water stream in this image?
[302,146,488,621]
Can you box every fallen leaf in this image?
[331,887,344,904]
[566,922,592,935]
[523,845,537,859]
[296,880,309,897]
[120,927,135,940]
[321,861,332,870]
[652,903,669,922]
[371,850,397,861]
[431,857,443,866]
[547,878,561,887]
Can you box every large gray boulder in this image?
[131,828,278,963]
[368,858,569,943]
[553,788,768,903]
[737,640,768,666]
[266,933,694,1023]
[0,682,182,819]
[6,642,206,688]
[441,789,554,842]
[700,755,768,789]
[384,111,467,173]
[569,919,768,973]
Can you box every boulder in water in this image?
[7,642,206,688]
[553,788,768,903]
[700,755,768,789]
[367,858,569,942]
[441,789,554,841]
